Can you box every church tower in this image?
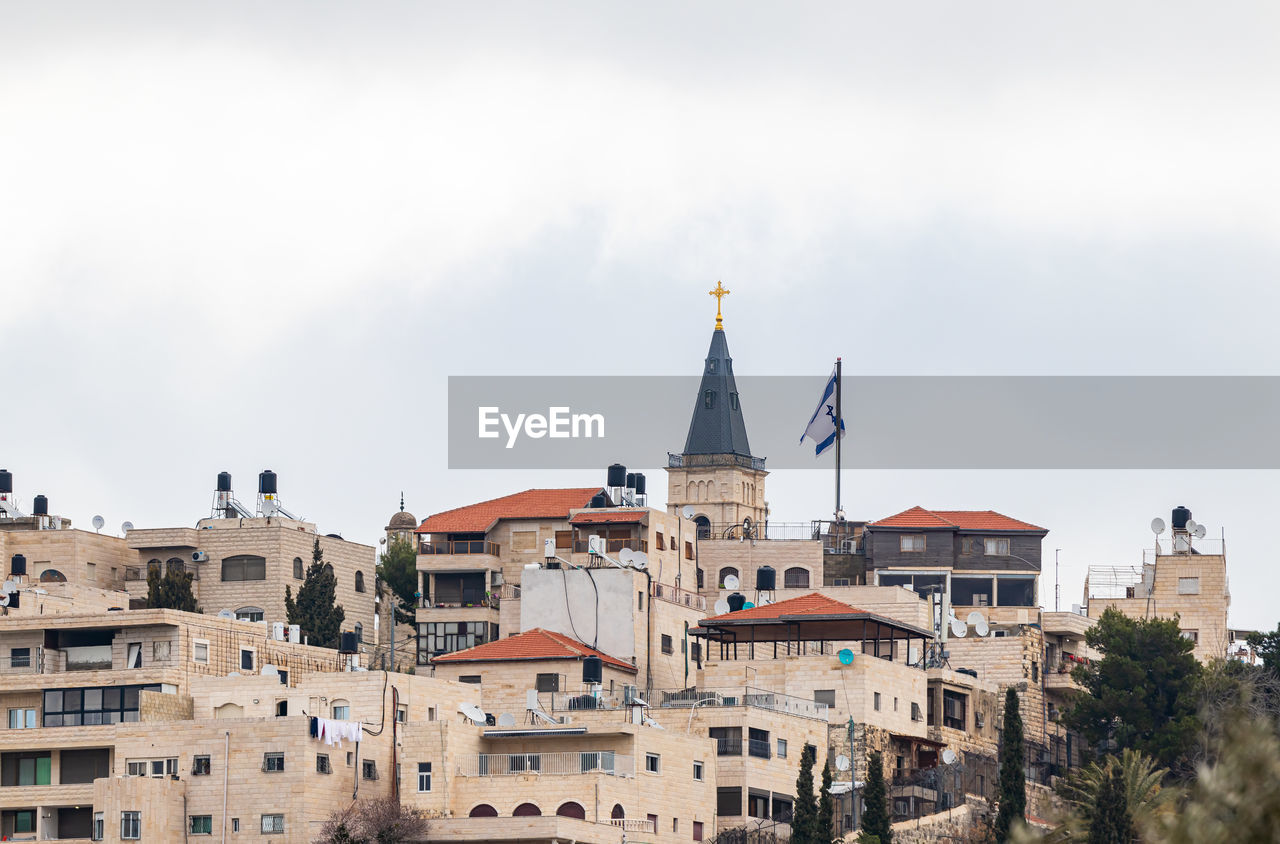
[666,283,768,537]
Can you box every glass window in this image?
[261,814,284,834]
[235,607,264,622]
[332,700,350,720]
[10,648,31,668]
[996,576,1036,607]
[900,534,926,552]
[14,810,35,833]
[362,760,378,780]
[190,815,212,835]
[661,634,674,655]
[645,753,660,773]
[221,555,266,581]
[717,787,742,816]
[777,738,788,758]
[240,649,254,671]
[983,538,1010,556]
[263,753,285,772]
[121,811,141,839]
[952,576,994,607]
[784,567,810,589]
[8,708,36,729]
[317,754,331,774]
[693,760,704,781]
[814,690,836,707]
[355,571,366,592]
[193,640,209,663]
[535,673,559,692]
[293,557,304,579]
[418,761,431,792]
[93,812,104,840]
[193,755,211,775]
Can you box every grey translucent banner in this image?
[448,376,1280,469]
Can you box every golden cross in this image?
[709,281,730,330]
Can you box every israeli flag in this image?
[800,368,845,456]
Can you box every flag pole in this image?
[834,356,842,520]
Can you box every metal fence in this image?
[457,751,633,778]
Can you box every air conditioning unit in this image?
[588,535,605,556]
[492,572,504,587]
[192,551,209,562]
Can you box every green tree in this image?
[285,538,345,649]
[860,750,892,844]
[816,753,835,844]
[1246,623,1280,673]
[376,535,418,626]
[145,565,199,613]
[1064,608,1201,773]
[792,744,818,843]
[994,688,1026,843]
[1086,766,1134,844]
[1052,749,1174,841]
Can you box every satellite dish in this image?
[497,713,516,727]
[942,748,958,765]
[644,716,665,730]
[1151,517,1166,535]
[618,548,635,565]
[2,581,16,594]
[631,552,648,570]
[742,601,755,610]
[0,594,8,607]
[682,505,696,520]
[967,611,990,637]
[950,618,968,638]
[724,574,740,590]
[121,521,134,534]
[837,648,855,665]
[459,703,486,725]
[835,754,851,771]
[714,599,731,615]
[1186,519,1198,534]
[1194,524,1207,539]
[218,609,234,619]
[91,515,105,532]
[759,597,774,606]
[261,665,278,676]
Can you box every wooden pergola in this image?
[690,592,934,664]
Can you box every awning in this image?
[890,733,947,748]
[482,727,587,738]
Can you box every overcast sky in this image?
[3,2,1278,629]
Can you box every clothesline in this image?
[309,716,364,747]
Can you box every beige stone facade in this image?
[666,458,768,531]
[0,523,139,592]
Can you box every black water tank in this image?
[625,473,636,491]
[727,592,746,612]
[0,469,11,494]
[590,494,608,509]
[217,471,233,493]
[32,495,48,516]
[755,565,776,591]
[607,464,627,488]
[582,654,604,684]
[339,632,358,654]
[10,554,26,576]
[259,470,278,495]
[1171,505,1192,530]
[634,474,646,495]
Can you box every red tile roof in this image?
[702,592,869,623]
[432,628,635,672]
[569,509,648,526]
[870,506,1045,532]
[416,488,603,534]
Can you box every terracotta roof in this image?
[569,509,648,525]
[416,488,603,534]
[702,592,869,623]
[870,506,1045,532]
[432,628,634,672]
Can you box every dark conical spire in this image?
[683,326,753,457]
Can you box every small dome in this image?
[388,510,418,529]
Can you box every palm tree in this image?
[1047,749,1178,841]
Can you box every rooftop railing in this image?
[458,751,633,778]
[655,686,830,721]
[649,582,706,610]
[419,540,500,556]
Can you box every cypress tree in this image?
[816,753,835,844]
[285,537,346,649]
[995,687,1026,843]
[145,565,199,613]
[1087,765,1134,844]
[792,743,818,843]
[860,750,892,844]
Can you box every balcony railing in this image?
[420,593,499,610]
[458,752,633,778]
[715,738,743,756]
[747,739,773,759]
[609,819,656,833]
[655,686,830,721]
[649,582,706,610]
[0,648,43,674]
[668,452,766,471]
[419,540,500,556]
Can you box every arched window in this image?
[513,803,541,817]
[696,516,711,540]
[697,568,705,589]
[323,563,334,577]
[146,559,162,577]
[784,567,810,589]
[556,802,586,819]
[331,699,350,720]
[469,805,497,818]
[293,557,304,579]
[354,623,363,644]
[235,607,264,622]
[39,569,67,583]
[611,804,626,820]
[214,702,243,719]
[718,567,739,588]
[166,557,185,576]
[355,571,365,593]
[221,555,266,582]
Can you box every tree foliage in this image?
[376,535,418,626]
[1086,766,1134,844]
[145,566,199,613]
[995,688,1026,843]
[1245,623,1280,673]
[316,798,429,844]
[1064,608,1201,773]
[792,743,818,843]
[285,537,345,649]
[1050,749,1174,841]
[816,753,835,844]
[860,750,892,844]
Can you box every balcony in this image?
[747,738,773,759]
[420,540,500,557]
[609,819,655,833]
[572,537,647,554]
[458,752,633,778]
[655,686,830,721]
[649,582,706,610]
[0,648,44,675]
[668,452,766,472]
